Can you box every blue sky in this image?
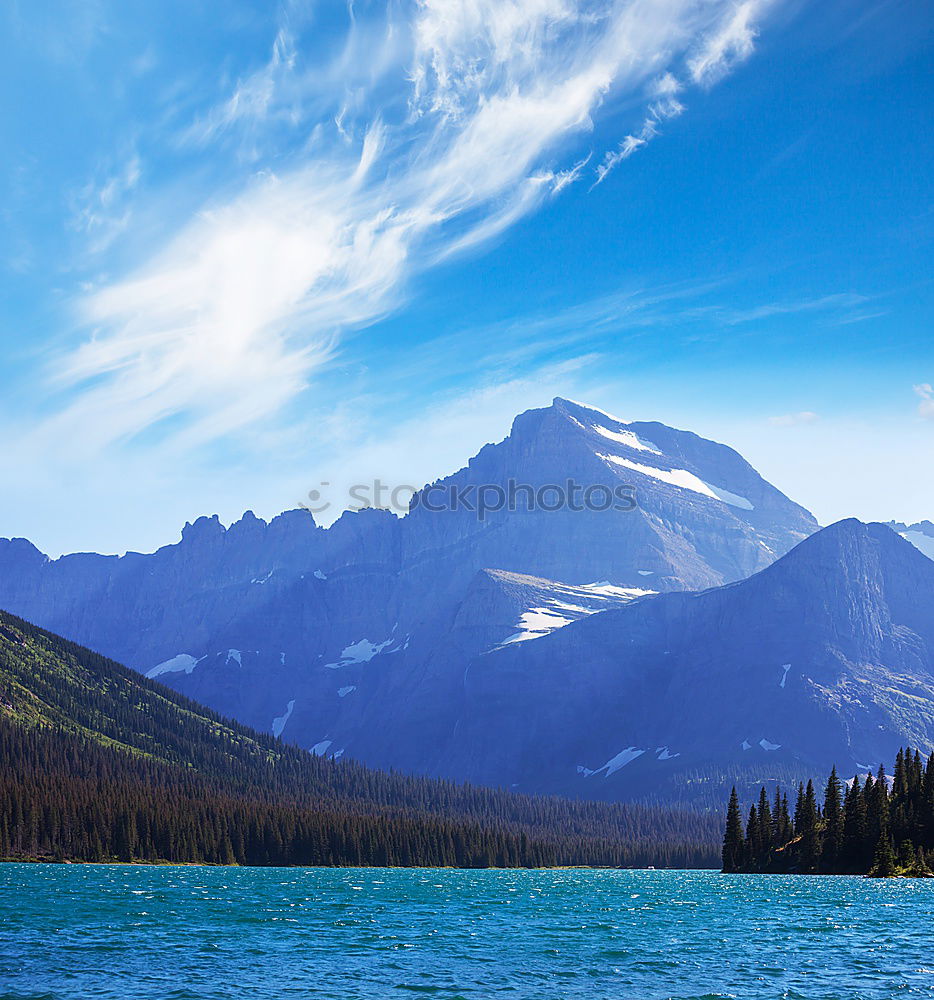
[1,0,931,556]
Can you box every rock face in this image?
[0,397,822,799]
[434,520,934,799]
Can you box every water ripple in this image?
[0,866,932,999]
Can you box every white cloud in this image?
[914,383,934,419]
[688,0,769,87]
[768,411,819,427]
[594,72,684,185]
[721,292,870,325]
[47,0,779,453]
[71,152,142,253]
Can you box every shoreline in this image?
[0,858,716,871]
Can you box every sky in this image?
[0,0,932,556]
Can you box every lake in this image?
[1,865,932,999]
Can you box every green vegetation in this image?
[721,751,934,877]
[0,610,720,868]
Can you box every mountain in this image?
[429,520,934,803]
[400,397,816,592]
[0,609,720,867]
[4,405,929,810]
[0,399,821,797]
[887,520,934,561]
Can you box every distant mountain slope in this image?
[431,520,934,802]
[0,609,720,867]
[887,520,934,560]
[0,398,817,768]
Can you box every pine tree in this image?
[897,839,915,871]
[866,765,889,855]
[821,767,843,873]
[891,749,910,844]
[757,787,772,868]
[719,750,934,878]
[868,832,896,877]
[771,787,785,847]
[842,776,868,873]
[912,845,932,877]
[924,754,934,847]
[744,805,760,871]
[799,780,821,872]
[778,792,793,846]
[722,787,745,873]
[793,782,806,836]
[893,749,908,803]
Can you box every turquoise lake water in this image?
[1,865,932,999]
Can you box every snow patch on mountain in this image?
[493,577,655,649]
[272,699,295,737]
[502,608,575,645]
[583,581,655,598]
[563,399,630,425]
[146,653,199,678]
[590,746,645,777]
[599,454,754,510]
[324,635,406,668]
[591,423,661,454]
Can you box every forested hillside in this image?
[0,611,720,868]
[721,750,934,876]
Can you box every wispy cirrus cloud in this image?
[688,0,766,86]
[49,0,781,454]
[70,151,142,254]
[594,71,684,186]
[594,0,774,185]
[718,292,873,326]
[914,383,934,419]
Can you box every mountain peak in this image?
[769,518,924,568]
[724,519,934,654]
[505,397,815,526]
[505,397,662,459]
[551,396,631,424]
[0,537,49,570]
[180,513,225,544]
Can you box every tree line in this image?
[0,610,720,868]
[722,748,934,877]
